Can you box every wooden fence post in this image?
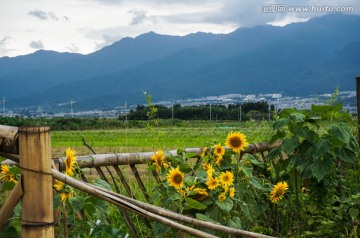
[19,126,54,238]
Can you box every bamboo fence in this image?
[0,125,280,238]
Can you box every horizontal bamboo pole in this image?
[54,141,282,171]
[85,179,275,238]
[0,125,19,154]
[0,180,23,231]
[52,169,218,238]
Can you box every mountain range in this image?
[1,13,360,110]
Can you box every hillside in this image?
[1,13,359,110]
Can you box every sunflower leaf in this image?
[281,136,300,155]
[179,163,192,173]
[335,146,355,163]
[185,152,198,159]
[246,154,264,168]
[215,198,233,213]
[310,158,333,181]
[249,177,266,191]
[92,178,112,191]
[184,198,207,210]
[1,181,15,191]
[69,195,84,212]
[195,213,220,224]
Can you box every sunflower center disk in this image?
[275,188,284,197]
[230,138,242,148]
[174,175,182,184]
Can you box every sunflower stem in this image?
[275,204,279,237]
[294,169,301,236]
[63,203,68,238]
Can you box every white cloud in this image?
[0,36,12,46]
[129,10,148,25]
[28,9,68,21]
[29,40,44,49]
[0,0,359,57]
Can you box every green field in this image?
[50,121,273,157]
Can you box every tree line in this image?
[0,101,275,130]
[125,101,275,121]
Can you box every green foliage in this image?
[1,90,360,237]
[269,100,359,182]
[150,133,271,237]
[266,93,360,236]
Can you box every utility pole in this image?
[171,103,174,119]
[1,97,6,116]
[239,104,242,122]
[268,104,271,121]
[209,104,212,122]
[124,101,128,122]
[70,99,75,118]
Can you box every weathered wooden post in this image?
[356,76,360,145]
[0,125,19,154]
[19,126,54,238]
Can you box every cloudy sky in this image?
[0,0,358,58]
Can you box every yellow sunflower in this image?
[270,181,289,203]
[218,171,234,187]
[151,150,166,170]
[215,155,223,166]
[189,187,209,201]
[225,132,249,153]
[0,165,17,183]
[167,167,184,189]
[65,148,77,176]
[206,164,214,178]
[218,192,227,202]
[213,144,225,158]
[200,147,208,158]
[202,163,209,171]
[53,180,64,191]
[206,177,220,190]
[60,191,73,203]
[229,187,235,198]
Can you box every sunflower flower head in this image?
[65,148,77,177]
[53,180,65,191]
[219,171,234,187]
[189,187,209,201]
[218,192,227,202]
[229,187,235,198]
[202,163,209,171]
[0,165,17,183]
[206,164,214,178]
[213,144,225,158]
[225,132,249,153]
[151,150,166,170]
[270,181,289,203]
[167,167,184,190]
[60,191,73,203]
[201,147,208,158]
[215,155,223,166]
[206,177,220,190]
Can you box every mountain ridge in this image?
[1,13,360,110]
